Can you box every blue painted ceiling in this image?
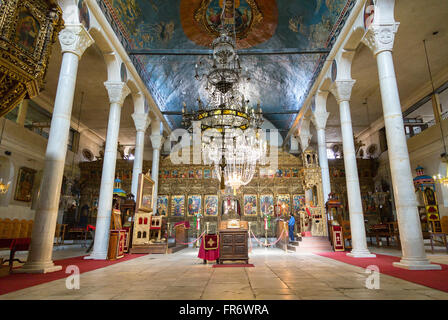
[107,0,351,133]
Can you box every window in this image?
[67,128,80,152]
[4,106,18,122]
[379,127,388,153]
[24,101,51,139]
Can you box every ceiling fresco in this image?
[105,0,353,133]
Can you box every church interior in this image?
[0,0,448,302]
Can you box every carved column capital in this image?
[104,81,130,106]
[330,80,356,104]
[362,23,400,56]
[58,24,94,58]
[311,111,330,131]
[150,134,164,150]
[132,113,151,132]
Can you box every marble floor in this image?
[1,245,448,300]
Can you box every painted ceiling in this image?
[104,0,353,134]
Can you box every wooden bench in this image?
[0,218,33,239]
[0,218,34,273]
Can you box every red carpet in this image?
[212,264,254,268]
[0,254,146,295]
[316,252,448,293]
[301,231,312,237]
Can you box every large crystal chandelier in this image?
[202,128,267,191]
[181,0,266,191]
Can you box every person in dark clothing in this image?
[288,213,295,241]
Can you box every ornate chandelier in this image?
[0,178,11,195]
[181,32,263,132]
[433,162,448,186]
[202,128,267,191]
[181,1,265,191]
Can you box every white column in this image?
[331,80,375,258]
[19,25,93,273]
[312,92,331,203]
[298,117,312,152]
[131,111,150,197]
[150,118,163,214]
[86,81,130,260]
[363,21,440,269]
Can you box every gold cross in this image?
[207,238,215,247]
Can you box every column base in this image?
[84,252,107,260]
[393,259,442,270]
[347,249,376,258]
[14,261,63,274]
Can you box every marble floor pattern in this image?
[1,246,448,300]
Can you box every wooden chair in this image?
[10,219,21,239]
[0,218,3,237]
[19,220,29,238]
[0,219,13,239]
[341,220,352,249]
[26,220,33,238]
[54,224,67,245]
[387,222,401,248]
[441,216,448,234]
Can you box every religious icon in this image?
[260,194,274,216]
[424,187,436,206]
[293,195,304,214]
[204,0,253,36]
[292,168,299,177]
[78,0,90,30]
[223,196,239,216]
[171,170,179,178]
[171,195,185,216]
[15,8,40,52]
[364,0,375,29]
[187,195,202,216]
[204,169,211,179]
[157,195,168,216]
[14,167,36,202]
[277,194,290,216]
[195,169,203,179]
[204,195,218,216]
[136,174,154,212]
[244,194,257,215]
[188,170,194,178]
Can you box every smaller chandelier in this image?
[0,178,11,195]
[432,162,448,186]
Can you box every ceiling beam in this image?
[128,48,331,56]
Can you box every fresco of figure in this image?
[15,11,39,51]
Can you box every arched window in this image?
[137,231,142,238]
